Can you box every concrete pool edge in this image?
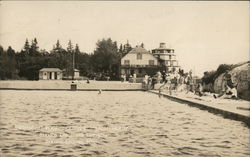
[148,90,250,127]
[0,88,144,91]
[0,81,143,91]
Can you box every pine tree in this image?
[23,38,30,53]
[75,44,80,54]
[56,39,61,49]
[67,40,74,53]
[30,38,39,56]
[7,46,15,57]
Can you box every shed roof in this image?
[39,68,62,72]
[62,69,80,72]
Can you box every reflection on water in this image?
[0,91,249,157]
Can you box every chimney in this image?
[159,43,166,48]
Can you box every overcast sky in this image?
[0,1,249,76]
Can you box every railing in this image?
[121,65,159,68]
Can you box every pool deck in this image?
[148,90,250,126]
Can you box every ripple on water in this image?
[0,91,249,157]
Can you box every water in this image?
[0,90,249,157]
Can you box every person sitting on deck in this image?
[194,83,203,97]
[213,71,238,99]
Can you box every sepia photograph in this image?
[0,1,249,157]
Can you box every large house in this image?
[120,42,181,78]
[120,46,159,78]
[152,43,180,72]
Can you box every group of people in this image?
[142,69,196,94]
[158,70,197,95]
[143,69,238,99]
[124,69,238,99]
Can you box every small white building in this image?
[39,68,63,80]
[62,69,80,80]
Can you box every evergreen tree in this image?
[75,44,80,54]
[0,45,4,56]
[7,46,15,57]
[67,40,74,53]
[23,38,30,53]
[30,38,40,56]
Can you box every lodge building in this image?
[120,42,180,78]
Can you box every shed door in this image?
[55,72,57,79]
[49,72,52,79]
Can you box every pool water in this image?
[0,91,249,157]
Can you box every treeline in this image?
[0,38,132,80]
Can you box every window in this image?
[172,61,177,66]
[149,60,154,65]
[137,53,142,60]
[166,61,170,66]
[124,60,130,65]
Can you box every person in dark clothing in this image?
[162,71,166,83]
[152,76,157,90]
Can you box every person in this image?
[194,83,203,97]
[107,76,110,81]
[121,74,124,82]
[142,74,149,90]
[129,75,133,82]
[159,73,170,94]
[213,71,238,99]
[148,76,152,90]
[162,71,166,83]
[177,74,185,92]
[98,89,102,94]
[133,73,137,83]
[156,71,162,83]
[185,72,193,94]
[151,75,157,90]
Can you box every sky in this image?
[0,1,249,76]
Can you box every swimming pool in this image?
[0,91,249,157]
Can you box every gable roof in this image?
[39,68,62,72]
[128,47,151,54]
[121,46,158,61]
